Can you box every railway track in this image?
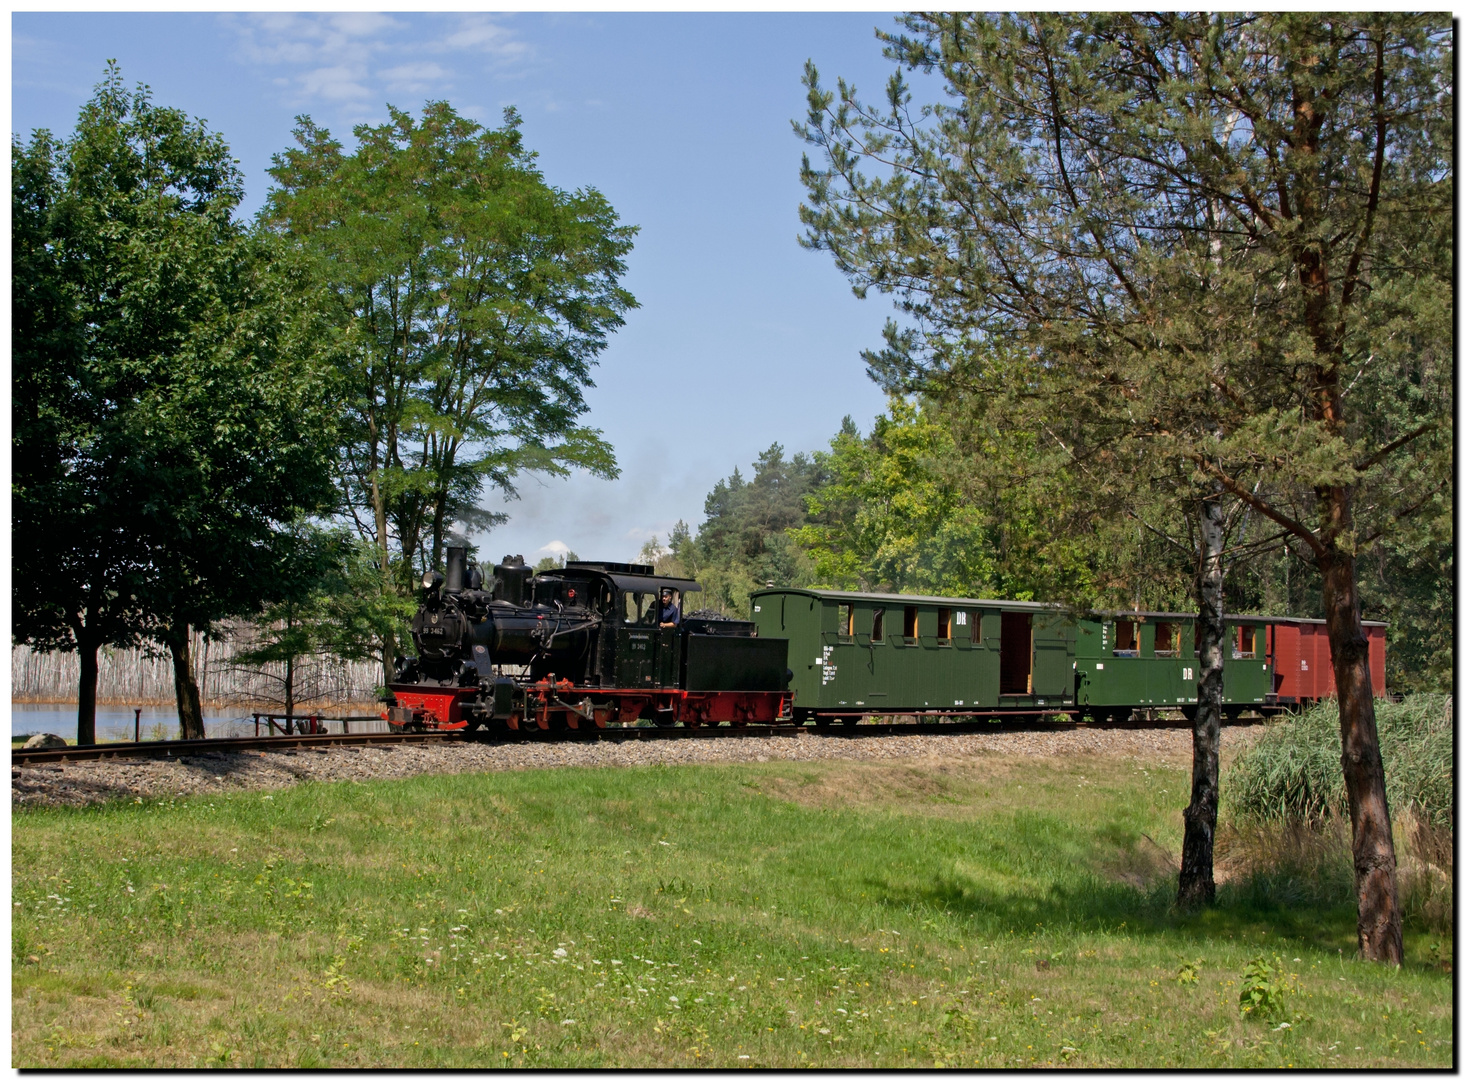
[10,712,1267,767]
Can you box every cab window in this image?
[622,591,658,626]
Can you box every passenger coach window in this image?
[837,603,854,639]
[969,611,983,644]
[1154,622,1180,657]
[1114,620,1139,657]
[903,606,919,642]
[937,607,952,644]
[1234,625,1257,659]
[871,609,885,643]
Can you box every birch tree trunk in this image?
[1178,483,1225,908]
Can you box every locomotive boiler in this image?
[387,547,792,731]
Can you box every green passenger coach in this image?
[750,588,1076,719]
[1072,611,1272,720]
[751,588,1278,722]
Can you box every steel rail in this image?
[11,713,1265,767]
[11,730,464,766]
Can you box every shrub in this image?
[1238,956,1292,1022]
[1227,694,1453,830]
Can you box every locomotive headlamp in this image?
[422,570,444,591]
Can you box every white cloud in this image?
[327,12,405,39]
[435,16,531,59]
[222,12,529,113]
[381,62,452,94]
[536,540,573,560]
[300,64,372,102]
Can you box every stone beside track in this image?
[12,725,1267,809]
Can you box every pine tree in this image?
[798,14,1451,961]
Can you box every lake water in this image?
[11,704,388,742]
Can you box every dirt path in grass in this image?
[12,724,1269,809]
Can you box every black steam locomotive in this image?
[387,546,790,731]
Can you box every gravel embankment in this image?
[12,725,1266,809]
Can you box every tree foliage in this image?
[664,444,826,616]
[265,102,637,677]
[13,64,343,740]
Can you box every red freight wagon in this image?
[1266,618,1386,705]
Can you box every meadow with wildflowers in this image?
[12,752,1453,1067]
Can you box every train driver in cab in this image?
[658,587,682,629]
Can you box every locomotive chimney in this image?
[445,546,468,593]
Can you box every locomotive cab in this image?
[559,561,700,690]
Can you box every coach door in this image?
[1031,616,1075,699]
[999,612,1033,695]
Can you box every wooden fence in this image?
[12,627,383,708]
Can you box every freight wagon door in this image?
[999,613,1033,695]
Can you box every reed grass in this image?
[12,631,381,708]
[1227,695,1453,830]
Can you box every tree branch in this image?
[1340,31,1389,315]
[1188,453,1325,559]
[1355,420,1435,473]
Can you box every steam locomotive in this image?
[386,547,791,731]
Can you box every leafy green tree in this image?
[798,14,1450,960]
[135,235,344,738]
[265,102,636,681]
[319,540,421,689]
[792,395,1169,606]
[13,121,150,747]
[14,64,343,742]
[535,550,581,573]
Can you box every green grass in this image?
[12,753,1454,1067]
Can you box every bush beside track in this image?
[1228,694,1453,829]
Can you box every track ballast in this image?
[11,713,1267,767]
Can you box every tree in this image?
[798,14,1451,960]
[13,118,151,746]
[13,64,346,741]
[671,443,826,616]
[221,526,350,720]
[792,395,1172,606]
[535,549,581,573]
[265,102,636,682]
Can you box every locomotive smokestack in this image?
[445,546,468,593]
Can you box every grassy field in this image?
[12,751,1454,1067]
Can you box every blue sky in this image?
[13,12,909,566]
